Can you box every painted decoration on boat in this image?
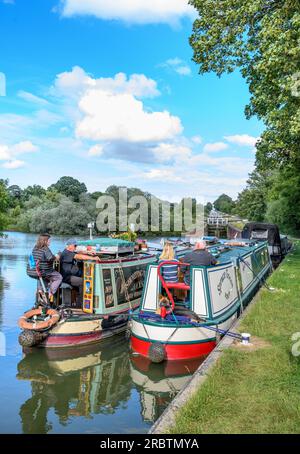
[208,264,238,317]
[83,262,95,313]
[103,268,114,308]
[114,263,148,305]
[131,241,273,362]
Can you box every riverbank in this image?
[166,242,300,434]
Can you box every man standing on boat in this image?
[182,241,217,284]
[59,238,100,305]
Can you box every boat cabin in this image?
[137,240,271,326]
[60,238,156,316]
[241,222,290,266]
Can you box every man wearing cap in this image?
[60,239,100,305]
[182,240,217,285]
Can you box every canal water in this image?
[0,232,205,434]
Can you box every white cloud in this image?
[88,144,104,156]
[2,160,25,169]
[0,145,10,160]
[0,140,39,169]
[18,90,50,106]
[160,57,192,76]
[11,141,39,154]
[76,89,182,143]
[143,168,183,182]
[175,65,191,76]
[52,66,181,146]
[152,142,191,162]
[53,66,95,100]
[224,134,258,147]
[203,142,229,153]
[191,135,202,145]
[54,66,160,99]
[59,0,196,25]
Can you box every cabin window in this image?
[102,269,115,308]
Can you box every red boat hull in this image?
[131,334,216,361]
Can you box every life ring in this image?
[18,308,60,331]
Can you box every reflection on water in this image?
[17,337,132,433]
[0,232,206,434]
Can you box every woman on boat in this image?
[27,233,62,302]
[159,242,179,283]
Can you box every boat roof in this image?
[77,238,134,247]
[241,222,281,246]
[208,240,266,264]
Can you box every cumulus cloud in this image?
[0,140,39,169]
[152,142,191,162]
[203,142,229,153]
[59,0,196,25]
[160,57,192,76]
[54,66,160,99]
[11,141,39,154]
[224,134,259,147]
[2,160,25,169]
[76,89,182,143]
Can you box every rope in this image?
[239,255,273,291]
[138,311,244,343]
[118,259,133,313]
[233,263,243,314]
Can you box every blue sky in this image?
[0,0,262,202]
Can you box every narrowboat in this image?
[241,222,291,267]
[18,238,156,349]
[130,240,272,362]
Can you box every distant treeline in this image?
[0,174,298,236]
[0,176,207,236]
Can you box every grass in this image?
[169,242,300,434]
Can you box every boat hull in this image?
[130,315,236,361]
[39,314,128,348]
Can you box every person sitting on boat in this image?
[182,240,217,285]
[60,238,100,305]
[158,241,179,283]
[27,233,62,303]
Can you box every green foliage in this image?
[190,0,300,234]
[111,230,137,242]
[48,176,87,201]
[213,193,235,214]
[234,169,272,221]
[266,164,300,234]
[22,185,46,201]
[204,202,213,216]
[0,179,9,231]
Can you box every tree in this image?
[190,0,300,233]
[265,163,300,234]
[22,185,46,201]
[8,185,22,199]
[214,194,235,214]
[190,0,300,166]
[204,202,213,216]
[48,176,87,201]
[0,179,9,231]
[234,169,272,221]
[7,184,22,209]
